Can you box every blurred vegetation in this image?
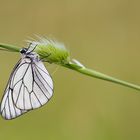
[0,0,140,140]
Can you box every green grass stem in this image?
[0,42,140,91]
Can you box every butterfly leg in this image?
[38,53,52,63]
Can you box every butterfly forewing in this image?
[1,60,27,119]
[0,55,53,119]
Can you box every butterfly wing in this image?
[12,58,53,110]
[1,57,53,120]
[0,59,28,120]
[0,86,27,120]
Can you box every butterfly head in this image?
[20,47,39,61]
[20,48,28,54]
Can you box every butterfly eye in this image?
[20,48,27,54]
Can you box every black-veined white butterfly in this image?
[0,43,53,120]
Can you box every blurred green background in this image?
[0,0,140,140]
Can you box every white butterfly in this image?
[0,43,53,120]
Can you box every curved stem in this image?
[0,43,140,91]
[63,63,140,91]
[0,43,20,52]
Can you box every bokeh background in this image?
[0,0,140,140]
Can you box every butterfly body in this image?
[0,45,53,120]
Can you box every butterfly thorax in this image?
[20,48,40,62]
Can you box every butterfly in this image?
[0,43,53,120]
